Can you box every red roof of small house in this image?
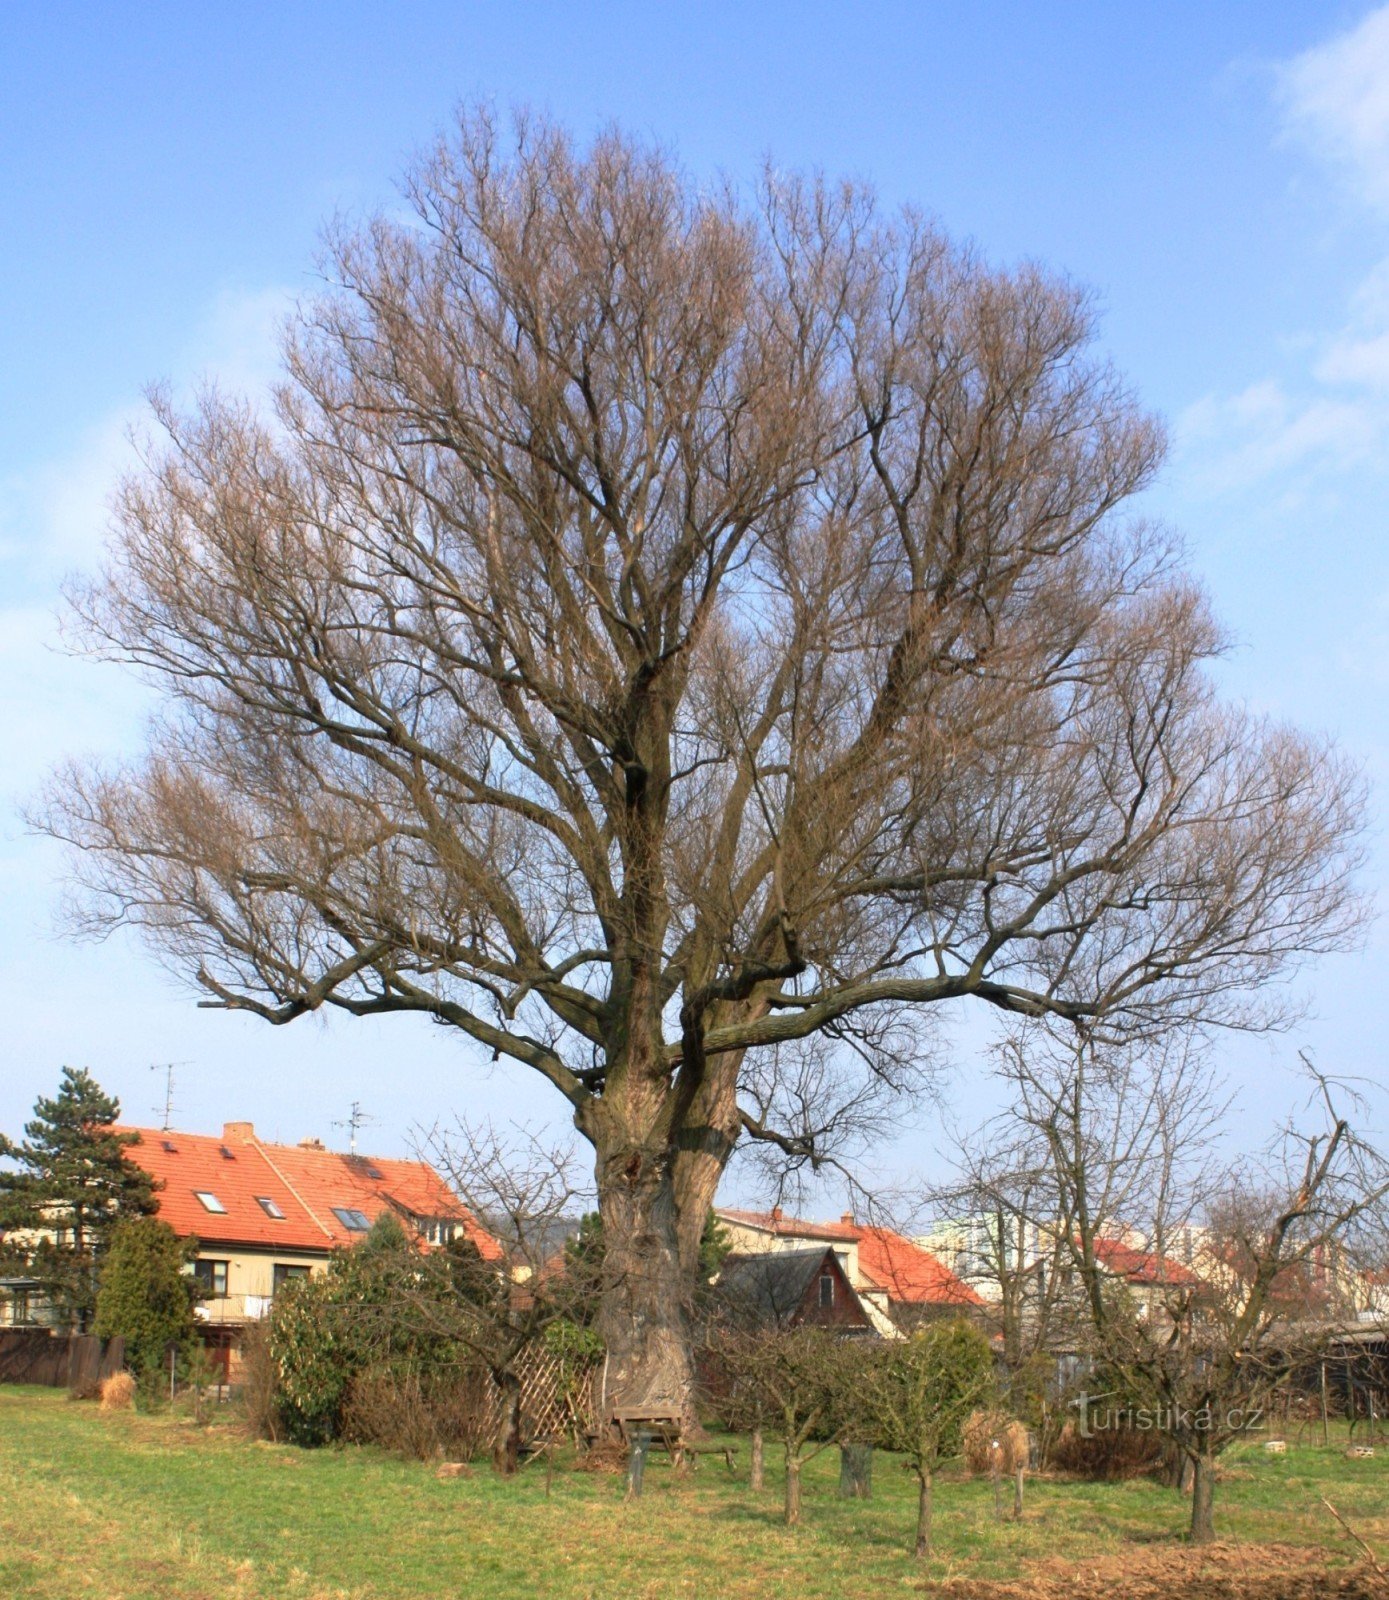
[116,1122,500,1260]
[715,1207,981,1307]
[1092,1236,1201,1287]
[854,1227,985,1308]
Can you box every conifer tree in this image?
[93,1217,199,1384]
[0,1067,157,1329]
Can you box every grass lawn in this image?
[2,1386,1387,1599]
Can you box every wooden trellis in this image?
[489,1343,603,1443]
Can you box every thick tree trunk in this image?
[1190,1454,1215,1544]
[587,1051,739,1426]
[595,1153,696,1422]
[785,1450,802,1527]
[750,1427,765,1490]
[915,1468,933,1558]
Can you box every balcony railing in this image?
[195,1294,273,1325]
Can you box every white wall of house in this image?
[187,1246,328,1325]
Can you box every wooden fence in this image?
[0,1329,125,1390]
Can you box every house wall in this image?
[187,1246,332,1383]
[793,1254,873,1331]
[0,1286,60,1330]
[187,1245,328,1324]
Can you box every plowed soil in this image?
[941,1543,1387,1598]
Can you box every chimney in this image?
[223,1121,255,1143]
[770,1207,783,1224]
[298,1136,325,1151]
[840,1211,855,1226]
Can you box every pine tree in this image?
[0,1068,158,1329]
[93,1217,199,1385]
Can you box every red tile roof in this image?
[855,1226,985,1308]
[116,1123,499,1259]
[716,1208,981,1307]
[1092,1236,1200,1286]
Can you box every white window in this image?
[255,1196,286,1220]
[193,1191,227,1214]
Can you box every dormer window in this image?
[193,1191,227,1214]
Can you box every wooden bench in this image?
[609,1409,737,1472]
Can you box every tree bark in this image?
[785,1451,802,1527]
[750,1427,765,1491]
[1190,1454,1215,1544]
[915,1468,933,1558]
[594,1153,696,1422]
[588,1051,737,1424]
[492,1370,522,1476]
[839,1443,873,1499]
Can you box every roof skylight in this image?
[193,1191,227,1214]
[255,1196,286,1220]
[331,1206,371,1231]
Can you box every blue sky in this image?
[3,3,1388,1201]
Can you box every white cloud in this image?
[1279,5,1389,213]
[0,281,293,826]
[1178,14,1389,498]
[0,283,293,588]
[1176,373,1384,494]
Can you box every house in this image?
[116,1121,498,1376]
[715,1207,981,1335]
[715,1246,875,1333]
[0,1278,51,1330]
[1090,1235,1204,1323]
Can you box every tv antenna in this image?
[332,1101,375,1154]
[149,1061,189,1131]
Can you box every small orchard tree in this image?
[993,1031,1389,1544]
[862,1320,996,1557]
[417,1121,605,1472]
[93,1217,200,1389]
[713,1326,854,1526]
[0,1068,157,1330]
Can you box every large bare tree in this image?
[38,110,1365,1417]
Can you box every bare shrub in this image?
[1049,1419,1164,1480]
[339,1368,493,1462]
[234,1321,280,1442]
